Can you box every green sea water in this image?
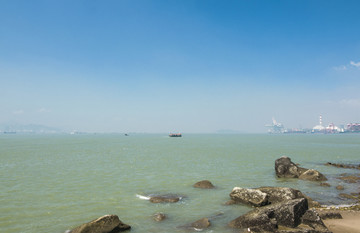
[1,133,359,233]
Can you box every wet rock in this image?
[275,157,327,181]
[153,213,166,222]
[193,180,215,189]
[275,156,304,178]
[339,193,358,199]
[177,218,211,231]
[336,185,344,190]
[325,162,360,170]
[68,215,131,233]
[149,195,180,203]
[230,187,269,207]
[146,194,184,203]
[190,218,211,229]
[299,169,328,182]
[320,182,330,187]
[338,175,360,183]
[224,199,237,205]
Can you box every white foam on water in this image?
[136,194,150,200]
[322,203,358,209]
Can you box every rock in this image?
[339,193,358,199]
[336,185,344,190]
[325,162,360,170]
[270,198,308,228]
[301,209,329,232]
[193,180,215,189]
[229,198,308,230]
[320,182,331,187]
[318,211,342,220]
[256,187,321,208]
[228,208,277,231]
[230,187,269,207]
[338,175,360,183]
[149,196,180,203]
[275,156,303,178]
[224,199,237,205]
[149,194,182,203]
[299,169,327,181]
[153,213,166,222]
[190,218,211,229]
[177,218,211,231]
[68,215,131,233]
[275,157,327,181]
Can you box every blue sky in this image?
[1,0,360,133]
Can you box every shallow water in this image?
[0,133,359,232]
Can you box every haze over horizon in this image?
[1,0,360,133]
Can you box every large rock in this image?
[68,215,131,233]
[301,209,330,232]
[275,156,304,178]
[193,180,215,189]
[256,187,321,208]
[275,156,327,181]
[228,208,277,231]
[256,187,304,204]
[270,198,309,228]
[229,198,308,230]
[230,187,269,207]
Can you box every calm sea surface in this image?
[1,134,359,233]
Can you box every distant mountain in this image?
[0,123,61,134]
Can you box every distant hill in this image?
[0,123,61,134]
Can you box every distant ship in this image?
[169,133,182,137]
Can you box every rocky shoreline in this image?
[65,157,360,233]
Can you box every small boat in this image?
[169,133,182,137]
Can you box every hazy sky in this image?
[1,0,360,133]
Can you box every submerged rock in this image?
[339,193,358,199]
[193,180,215,189]
[320,182,331,187]
[68,215,131,233]
[177,217,211,231]
[153,212,166,222]
[338,174,360,183]
[275,156,327,181]
[149,195,180,203]
[325,162,360,170]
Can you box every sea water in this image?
[0,133,359,233]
